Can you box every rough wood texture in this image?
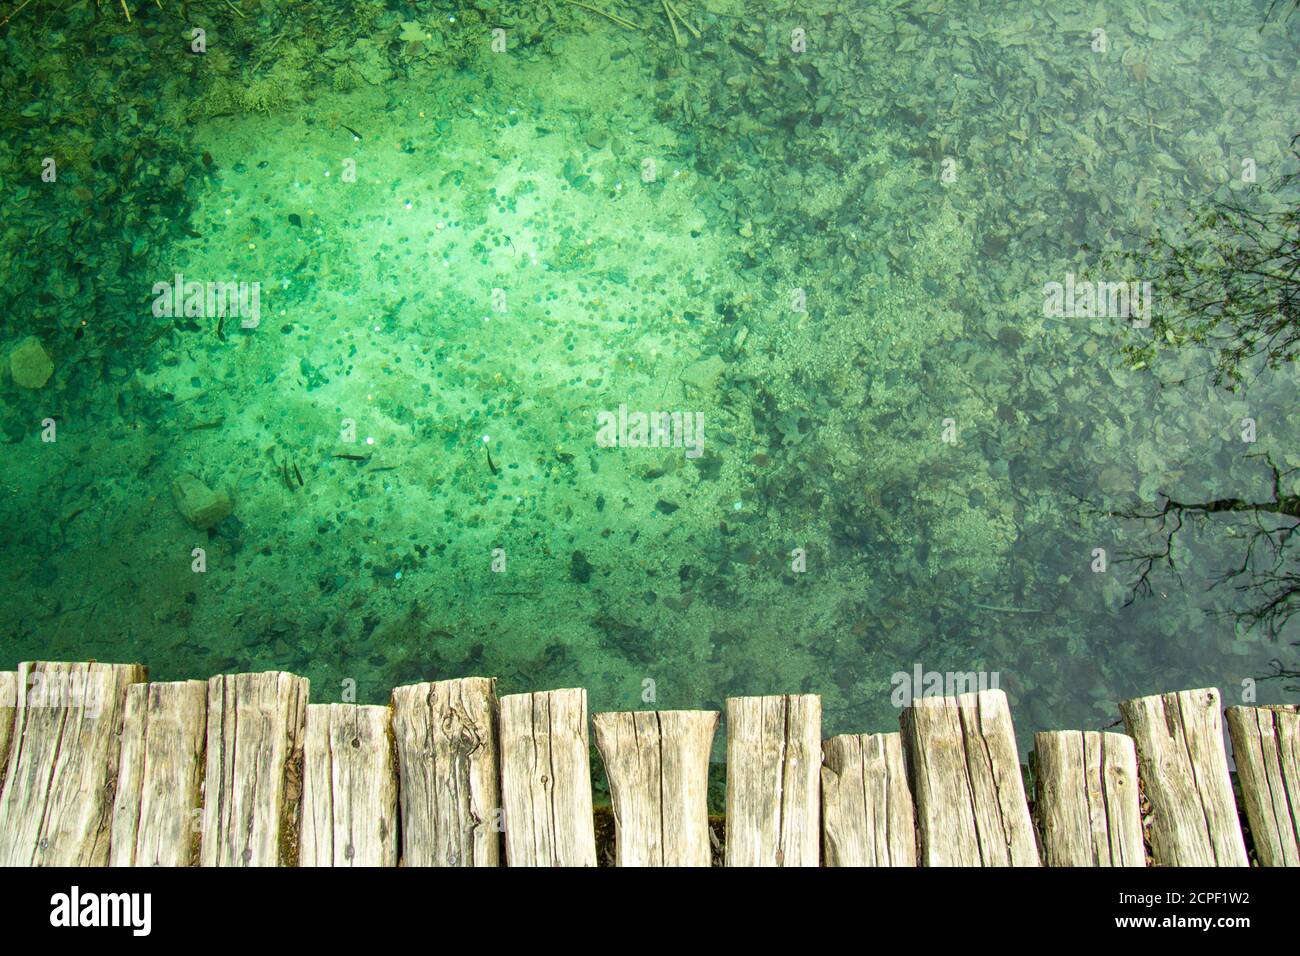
[724,694,821,867]
[0,672,16,793]
[901,690,1040,866]
[301,703,399,867]
[499,688,596,866]
[0,661,145,866]
[1119,687,1247,866]
[391,677,500,867]
[821,732,916,866]
[1033,730,1144,867]
[593,710,718,866]
[1226,704,1299,867]
[200,672,309,867]
[109,681,207,867]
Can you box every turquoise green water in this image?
[1,0,1297,749]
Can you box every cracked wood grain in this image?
[1119,688,1247,866]
[594,709,718,866]
[1226,704,1298,867]
[199,671,309,867]
[1033,730,1143,866]
[391,676,500,866]
[499,688,596,866]
[725,694,821,867]
[0,661,145,866]
[109,680,207,866]
[301,703,398,866]
[822,731,916,866]
[902,689,1039,866]
[0,672,16,795]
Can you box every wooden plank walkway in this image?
[0,661,1294,866]
[902,689,1039,866]
[594,710,718,866]
[200,672,309,866]
[390,677,501,867]
[724,694,821,866]
[500,688,597,866]
[1120,688,1248,866]
[109,681,207,867]
[301,703,398,867]
[821,732,915,866]
[1225,704,1299,867]
[0,662,145,866]
[0,672,16,794]
[1033,731,1143,866]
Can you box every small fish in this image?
[293,462,304,487]
[486,444,498,475]
[341,124,363,141]
[334,453,371,462]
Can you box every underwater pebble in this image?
[9,336,54,389]
[680,354,725,391]
[172,473,233,530]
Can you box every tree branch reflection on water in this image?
[1106,134,1300,692]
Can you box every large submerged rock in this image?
[172,474,233,529]
[9,336,54,389]
[680,354,725,392]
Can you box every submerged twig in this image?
[185,418,224,432]
[563,0,640,30]
[250,30,288,73]
[665,0,700,39]
[661,0,681,45]
[0,0,37,29]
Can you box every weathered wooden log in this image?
[593,710,718,866]
[6,656,1290,872]
[0,671,16,793]
[1119,688,1247,866]
[109,680,207,867]
[301,703,399,867]
[499,688,596,866]
[901,690,1039,866]
[821,732,916,866]
[724,694,821,867]
[0,661,145,866]
[1033,730,1144,866]
[200,672,309,867]
[1225,704,1299,867]
[390,676,501,866]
